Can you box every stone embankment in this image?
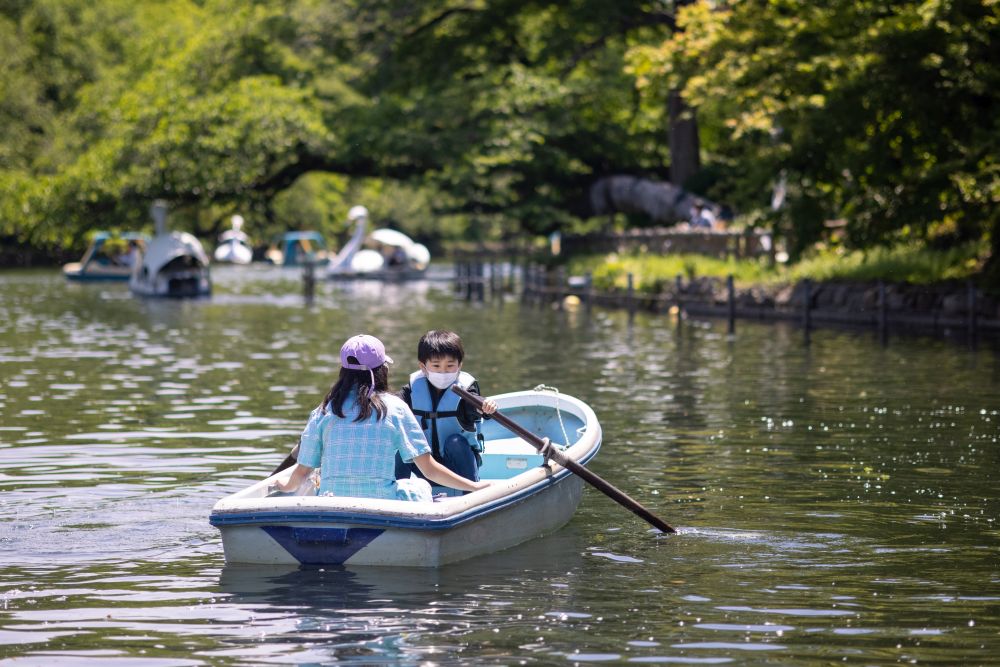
[516,270,1000,335]
[670,277,997,331]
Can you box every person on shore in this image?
[690,202,713,230]
[272,334,490,501]
[395,330,497,486]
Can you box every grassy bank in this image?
[564,243,985,294]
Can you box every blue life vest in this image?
[409,370,481,459]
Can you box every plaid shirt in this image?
[297,393,431,499]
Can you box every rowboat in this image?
[209,388,601,567]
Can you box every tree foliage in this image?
[2,0,999,279]
[629,0,1000,262]
[1,0,678,250]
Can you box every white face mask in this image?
[425,370,459,390]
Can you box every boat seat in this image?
[479,436,548,480]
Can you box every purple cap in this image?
[340,334,393,370]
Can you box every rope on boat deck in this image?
[532,384,572,449]
[538,436,555,465]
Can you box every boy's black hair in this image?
[418,330,464,363]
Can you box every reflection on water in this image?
[1,268,999,664]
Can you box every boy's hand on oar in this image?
[479,397,498,415]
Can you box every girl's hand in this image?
[480,397,498,415]
[470,480,492,491]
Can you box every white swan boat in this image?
[327,205,431,280]
[213,215,253,265]
[209,388,601,567]
[129,201,212,298]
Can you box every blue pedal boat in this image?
[264,231,330,267]
[62,231,150,281]
[209,388,601,567]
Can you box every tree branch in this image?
[404,6,481,41]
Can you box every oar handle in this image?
[271,443,300,476]
[452,385,676,534]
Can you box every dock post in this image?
[967,279,978,338]
[302,259,316,303]
[726,274,735,335]
[556,267,566,309]
[675,274,683,315]
[584,272,593,312]
[536,264,547,306]
[476,259,486,303]
[627,273,636,315]
[455,261,466,295]
[802,279,812,343]
[878,280,887,341]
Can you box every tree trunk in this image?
[668,89,700,188]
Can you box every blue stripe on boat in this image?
[210,445,598,530]
[262,526,384,564]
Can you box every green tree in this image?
[4,0,686,251]
[630,0,1000,268]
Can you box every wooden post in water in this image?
[726,274,735,334]
[675,274,683,314]
[463,261,472,296]
[302,259,316,303]
[878,281,887,340]
[802,279,812,343]
[627,273,636,316]
[465,262,475,301]
[967,280,977,337]
[540,265,549,305]
[476,261,486,301]
[584,272,593,312]
[556,266,566,309]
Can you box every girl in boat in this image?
[272,334,489,501]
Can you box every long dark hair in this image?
[320,358,389,422]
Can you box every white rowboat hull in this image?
[210,389,601,567]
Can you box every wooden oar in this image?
[271,443,299,476]
[452,385,676,534]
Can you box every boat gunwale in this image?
[209,444,597,531]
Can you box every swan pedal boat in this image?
[210,389,601,567]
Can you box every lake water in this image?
[1,267,998,665]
